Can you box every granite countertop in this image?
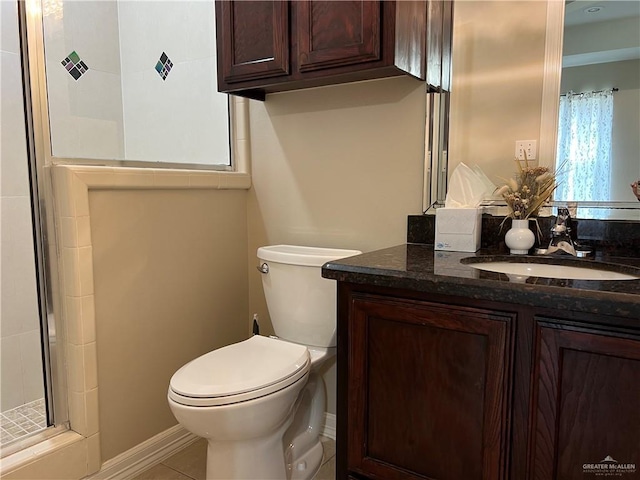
[321,244,640,320]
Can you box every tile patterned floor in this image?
[0,398,47,446]
[134,435,336,480]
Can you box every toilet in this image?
[168,245,361,480]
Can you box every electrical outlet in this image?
[515,140,537,161]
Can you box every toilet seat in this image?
[168,335,310,407]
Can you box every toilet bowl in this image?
[168,245,360,479]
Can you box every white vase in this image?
[505,219,535,255]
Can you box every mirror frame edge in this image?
[539,0,565,171]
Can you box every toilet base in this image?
[288,439,324,480]
[203,433,324,480]
[206,432,288,480]
[283,367,328,480]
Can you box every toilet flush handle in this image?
[256,263,269,274]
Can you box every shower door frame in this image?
[1,0,71,456]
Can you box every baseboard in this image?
[321,413,336,440]
[87,424,198,480]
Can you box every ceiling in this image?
[565,0,640,27]
[563,0,640,67]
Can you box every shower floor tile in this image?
[0,398,47,447]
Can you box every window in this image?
[555,89,614,202]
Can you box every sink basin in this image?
[465,260,640,281]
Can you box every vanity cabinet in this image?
[336,283,640,480]
[215,1,452,100]
[530,320,640,480]
[344,292,513,479]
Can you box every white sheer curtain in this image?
[555,89,614,202]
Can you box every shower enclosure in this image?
[2,0,230,459]
[0,0,55,450]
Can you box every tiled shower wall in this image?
[118,1,229,164]
[0,0,45,412]
[43,0,229,165]
[43,0,125,159]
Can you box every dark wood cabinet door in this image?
[215,1,435,98]
[530,321,640,480]
[216,1,290,85]
[296,1,381,73]
[348,294,513,480]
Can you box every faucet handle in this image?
[547,206,578,255]
[551,223,567,235]
[556,207,572,223]
[552,207,573,234]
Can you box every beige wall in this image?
[89,189,249,461]
[449,0,548,186]
[246,76,427,413]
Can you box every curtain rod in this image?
[560,88,618,97]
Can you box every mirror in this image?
[436,0,640,220]
[554,0,640,214]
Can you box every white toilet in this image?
[168,245,361,480]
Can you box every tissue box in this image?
[435,207,482,252]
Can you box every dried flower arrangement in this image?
[495,157,557,219]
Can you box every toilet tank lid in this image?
[169,336,309,399]
[257,245,361,267]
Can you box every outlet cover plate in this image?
[515,140,537,161]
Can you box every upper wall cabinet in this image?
[215,1,451,100]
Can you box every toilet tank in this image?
[257,245,361,347]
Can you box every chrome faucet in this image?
[546,207,577,256]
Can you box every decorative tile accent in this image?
[61,51,89,81]
[155,52,173,81]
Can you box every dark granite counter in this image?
[322,244,640,320]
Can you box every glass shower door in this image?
[0,0,51,448]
